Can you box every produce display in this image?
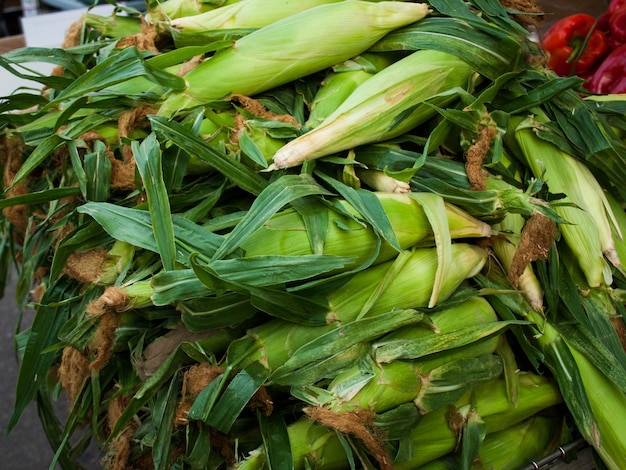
[1,0,626,469]
[541,0,626,93]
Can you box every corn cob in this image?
[514,119,620,288]
[240,192,491,269]
[237,372,562,470]
[418,413,562,470]
[305,52,394,130]
[270,49,475,169]
[275,296,503,396]
[158,1,430,116]
[492,212,544,312]
[169,0,343,33]
[239,243,489,372]
[393,372,563,469]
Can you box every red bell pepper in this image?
[588,43,626,94]
[610,0,626,14]
[542,14,608,76]
[609,5,626,46]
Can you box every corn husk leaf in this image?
[207,361,270,433]
[212,174,332,260]
[270,309,424,385]
[257,411,293,470]
[134,132,177,271]
[371,16,520,80]
[149,115,268,195]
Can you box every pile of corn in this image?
[2,0,626,468]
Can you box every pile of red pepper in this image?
[541,0,626,94]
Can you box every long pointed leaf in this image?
[411,193,452,307]
[133,133,177,271]
[149,115,268,196]
[212,174,332,260]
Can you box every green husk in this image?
[270,49,476,169]
[158,1,430,116]
[169,0,344,32]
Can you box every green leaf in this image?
[0,52,74,90]
[498,76,582,114]
[68,140,89,200]
[77,202,228,264]
[205,255,357,286]
[50,47,184,104]
[375,320,527,363]
[84,140,112,202]
[149,115,268,196]
[187,370,231,423]
[271,309,424,383]
[190,255,330,325]
[151,269,211,305]
[133,133,177,271]
[8,279,74,432]
[212,174,332,260]
[152,372,181,470]
[316,171,402,253]
[410,193,452,307]
[8,134,67,189]
[460,408,486,470]
[1,46,86,77]
[110,346,188,440]
[0,186,82,210]
[291,196,330,255]
[542,338,598,444]
[258,411,293,470]
[239,129,269,169]
[371,16,521,80]
[207,362,270,434]
[179,293,257,331]
[271,342,368,387]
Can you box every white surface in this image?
[0,5,115,96]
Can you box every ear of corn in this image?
[147,0,239,22]
[514,119,619,288]
[237,372,562,470]
[239,192,491,269]
[6,0,626,467]
[492,212,544,311]
[158,1,430,116]
[393,372,563,469]
[235,244,488,372]
[270,49,476,169]
[169,0,344,33]
[372,296,504,364]
[305,52,394,129]
[419,413,562,470]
